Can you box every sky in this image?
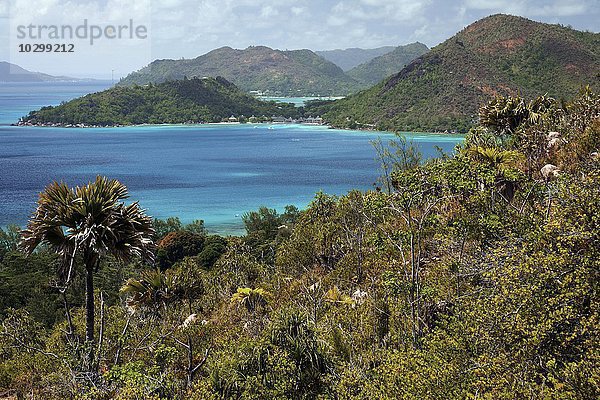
[0,0,598,79]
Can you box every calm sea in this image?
[0,82,463,234]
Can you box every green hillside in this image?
[20,77,298,126]
[347,42,429,85]
[322,14,600,132]
[118,46,363,96]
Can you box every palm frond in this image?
[20,176,155,272]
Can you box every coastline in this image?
[12,120,328,128]
[12,119,464,135]
[13,120,246,128]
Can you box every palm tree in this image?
[466,146,524,203]
[466,146,523,172]
[231,287,272,313]
[120,268,175,312]
[478,94,556,135]
[20,176,155,371]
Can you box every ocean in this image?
[0,82,463,234]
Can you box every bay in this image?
[0,81,113,125]
[0,83,463,234]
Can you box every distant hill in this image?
[20,77,299,126]
[347,42,429,85]
[316,46,396,71]
[321,14,600,132]
[0,62,82,82]
[118,46,363,96]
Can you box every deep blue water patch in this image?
[0,83,463,234]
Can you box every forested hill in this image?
[20,77,298,126]
[118,46,363,96]
[320,14,600,132]
[347,42,429,85]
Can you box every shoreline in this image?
[12,120,463,135]
[12,121,328,129]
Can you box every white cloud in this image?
[0,0,9,16]
[328,0,431,24]
[534,3,588,17]
[291,6,305,16]
[463,0,591,17]
[260,5,278,18]
[7,0,153,77]
[2,0,597,77]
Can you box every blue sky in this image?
[1,0,598,78]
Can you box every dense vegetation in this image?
[346,42,429,85]
[315,46,397,71]
[321,14,600,132]
[118,46,364,96]
[1,86,598,398]
[21,77,299,126]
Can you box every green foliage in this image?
[230,287,272,313]
[19,175,156,376]
[208,309,332,399]
[121,269,176,311]
[372,133,422,192]
[196,235,227,270]
[347,42,429,85]
[1,89,599,399]
[450,169,600,398]
[0,225,20,257]
[242,207,280,240]
[478,94,556,134]
[153,217,184,240]
[104,361,166,399]
[465,146,524,171]
[153,217,207,241]
[323,286,353,305]
[23,77,299,126]
[242,205,301,264]
[0,251,61,326]
[185,220,208,236]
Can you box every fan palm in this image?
[466,146,524,203]
[466,146,524,172]
[231,287,272,312]
[479,95,528,134]
[121,268,175,311]
[20,176,155,370]
[479,94,556,135]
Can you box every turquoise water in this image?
[258,96,344,107]
[0,81,113,125]
[0,83,463,234]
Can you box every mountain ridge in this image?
[347,42,429,85]
[320,14,600,132]
[118,46,363,96]
[316,46,397,71]
[0,61,85,82]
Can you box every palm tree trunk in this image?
[85,265,95,369]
